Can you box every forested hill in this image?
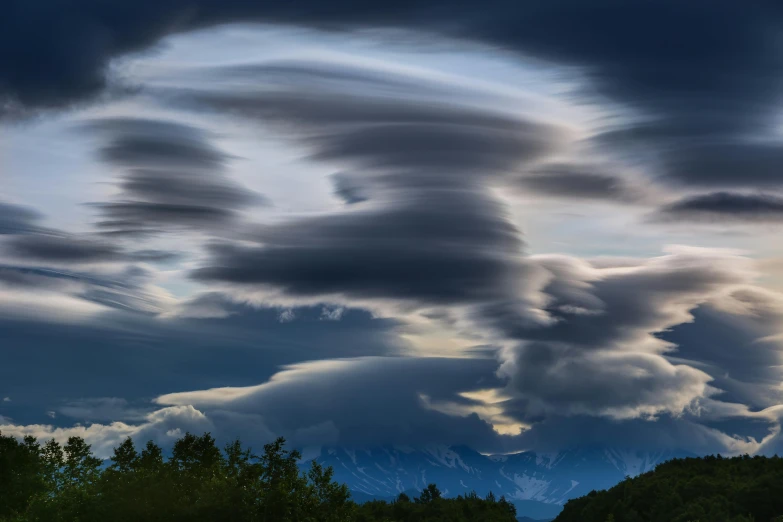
[554,454,783,522]
[0,431,517,522]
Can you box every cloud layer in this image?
[3,4,783,460]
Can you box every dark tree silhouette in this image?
[0,431,516,522]
[555,454,783,522]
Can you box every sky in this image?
[3,0,783,458]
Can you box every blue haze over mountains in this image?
[303,444,692,519]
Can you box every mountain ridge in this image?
[302,445,694,520]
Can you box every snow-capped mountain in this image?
[302,445,692,520]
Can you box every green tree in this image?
[416,483,442,504]
[1,432,518,522]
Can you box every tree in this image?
[0,434,44,520]
[0,433,518,522]
[415,483,442,505]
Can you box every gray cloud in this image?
[1,231,179,266]
[484,251,748,349]
[4,1,783,193]
[0,202,44,235]
[195,190,531,305]
[84,117,266,236]
[6,1,783,456]
[185,64,566,310]
[153,356,517,452]
[662,303,783,411]
[511,163,643,202]
[656,192,783,223]
[484,251,761,423]
[0,263,169,316]
[183,63,782,437]
[330,172,370,205]
[181,89,565,182]
[500,342,712,420]
[2,233,125,263]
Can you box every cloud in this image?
[153,355,518,452]
[0,212,182,318]
[0,302,406,426]
[0,202,43,234]
[511,163,644,202]
[182,61,566,318]
[82,117,266,236]
[182,89,566,180]
[0,264,173,320]
[661,304,783,411]
[2,1,779,110]
[194,190,534,306]
[2,233,125,263]
[331,172,370,205]
[1,355,522,455]
[0,405,213,458]
[5,2,783,457]
[655,192,783,223]
[3,0,782,193]
[58,397,150,423]
[482,249,767,423]
[484,248,754,350]
[500,343,713,420]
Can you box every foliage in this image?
[355,487,517,522]
[0,431,516,522]
[555,454,783,522]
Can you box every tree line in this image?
[554,454,783,522]
[0,431,518,522]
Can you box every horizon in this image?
[3,0,783,473]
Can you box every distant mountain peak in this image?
[304,444,693,520]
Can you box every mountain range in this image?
[303,445,692,520]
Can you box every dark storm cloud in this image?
[6,0,781,189]
[3,233,124,263]
[1,231,178,266]
[93,121,229,168]
[195,190,528,304]
[656,192,783,223]
[511,163,642,202]
[3,0,779,115]
[186,64,566,308]
[83,117,266,235]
